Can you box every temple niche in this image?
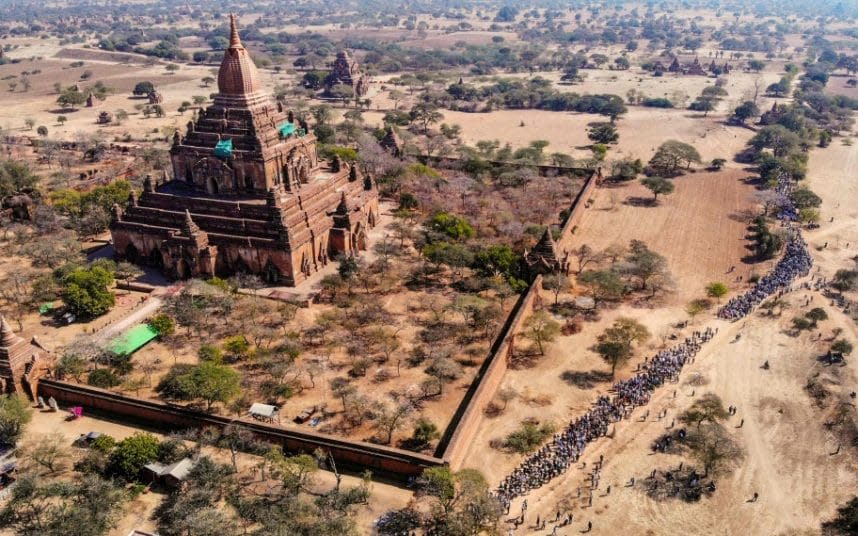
[110,14,379,286]
[325,50,370,97]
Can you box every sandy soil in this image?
[457,141,858,536]
[576,168,765,304]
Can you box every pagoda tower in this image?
[110,14,379,285]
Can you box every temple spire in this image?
[182,209,200,236]
[229,13,242,48]
[0,315,24,348]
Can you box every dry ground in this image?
[575,168,766,304]
[457,166,766,482]
[7,408,411,536]
[0,40,293,143]
[457,141,858,535]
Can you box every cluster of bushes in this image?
[749,216,783,261]
[441,77,627,119]
[420,211,527,291]
[49,180,132,236]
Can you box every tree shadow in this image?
[560,369,612,389]
[727,208,757,223]
[625,196,658,207]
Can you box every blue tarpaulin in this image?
[278,122,296,137]
[214,138,233,158]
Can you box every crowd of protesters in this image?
[718,168,814,320]
[495,328,715,508]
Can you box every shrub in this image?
[502,420,556,453]
[87,368,121,388]
[642,97,673,108]
[107,432,160,481]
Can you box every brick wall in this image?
[437,169,598,470]
[38,380,444,480]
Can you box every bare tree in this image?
[373,400,413,445]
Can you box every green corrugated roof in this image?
[214,138,233,159]
[109,323,159,356]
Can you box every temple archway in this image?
[149,248,164,267]
[263,260,281,283]
[297,157,309,184]
[124,243,139,263]
[206,176,219,195]
[176,258,191,279]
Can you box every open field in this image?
[456,166,767,482]
[457,141,858,535]
[574,168,767,304]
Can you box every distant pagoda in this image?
[524,229,569,277]
[110,14,379,285]
[325,50,369,97]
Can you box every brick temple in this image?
[110,14,379,285]
[0,315,50,397]
[325,50,369,97]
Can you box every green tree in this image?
[588,122,619,144]
[705,281,729,302]
[410,102,444,133]
[595,317,650,378]
[503,420,556,453]
[419,467,502,533]
[731,101,759,124]
[710,158,727,170]
[805,307,828,327]
[0,160,40,198]
[831,339,853,355]
[749,125,801,157]
[57,86,87,110]
[626,239,668,291]
[523,310,560,355]
[0,474,128,534]
[640,176,675,202]
[223,335,250,360]
[186,361,241,411]
[108,432,161,481]
[61,265,115,318]
[790,187,822,210]
[132,81,155,96]
[578,269,626,304]
[647,140,702,176]
[680,393,729,430]
[427,212,475,241]
[411,418,440,448]
[148,313,176,338]
[0,394,32,446]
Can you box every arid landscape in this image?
[0,1,857,535]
